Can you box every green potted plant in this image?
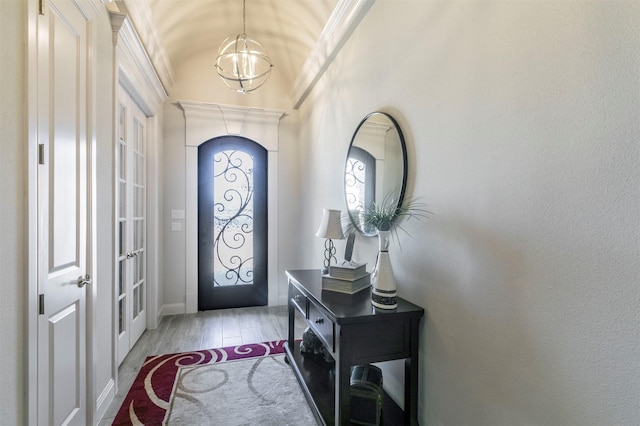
[361,193,430,309]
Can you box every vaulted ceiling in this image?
[119,0,374,108]
[147,0,337,88]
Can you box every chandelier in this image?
[215,0,273,94]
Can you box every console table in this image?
[284,269,424,425]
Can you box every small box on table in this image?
[321,272,370,294]
[329,262,367,279]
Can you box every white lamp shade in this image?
[315,209,344,240]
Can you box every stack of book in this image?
[322,263,371,294]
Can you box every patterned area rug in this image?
[112,340,316,425]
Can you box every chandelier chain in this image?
[242,0,246,35]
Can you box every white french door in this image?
[116,85,148,365]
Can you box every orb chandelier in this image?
[215,0,273,94]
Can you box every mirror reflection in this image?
[344,112,407,236]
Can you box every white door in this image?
[36,0,90,424]
[116,85,148,365]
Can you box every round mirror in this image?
[344,112,408,236]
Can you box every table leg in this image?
[335,355,351,425]
[404,318,420,425]
[287,281,295,353]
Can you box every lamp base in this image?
[321,238,336,276]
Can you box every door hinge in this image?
[38,294,45,315]
[38,144,45,165]
[38,0,45,15]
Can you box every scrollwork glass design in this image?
[212,150,254,286]
[345,157,366,211]
[345,146,376,234]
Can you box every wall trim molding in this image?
[290,0,375,109]
[114,0,175,90]
[160,303,186,317]
[179,101,285,150]
[111,12,168,114]
[95,378,115,422]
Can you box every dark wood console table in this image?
[284,269,424,425]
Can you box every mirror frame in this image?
[344,111,408,236]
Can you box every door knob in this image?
[77,274,92,288]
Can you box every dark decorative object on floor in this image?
[350,364,384,426]
[299,327,334,363]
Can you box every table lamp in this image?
[315,208,344,274]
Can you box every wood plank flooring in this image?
[100,305,305,425]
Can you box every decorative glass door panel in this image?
[212,149,254,286]
[198,136,267,310]
[345,146,376,234]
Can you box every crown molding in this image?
[117,0,175,90]
[178,101,285,151]
[290,0,375,110]
[111,13,169,113]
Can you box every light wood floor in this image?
[99,305,305,425]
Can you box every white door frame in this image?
[178,101,284,313]
[109,7,168,397]
[111,9,168,330]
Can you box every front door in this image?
[116,85,148,365]
[37,0,90,424]
[198,136,268,310]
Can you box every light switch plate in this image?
[171,209,185,220]
[171,222,182,232]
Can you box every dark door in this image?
[198,136,268,310]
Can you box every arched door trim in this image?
[180,101,284,313]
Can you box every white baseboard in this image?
[95,378,115,425]
[160,303,186,317]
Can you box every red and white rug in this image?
[112,340,293,425]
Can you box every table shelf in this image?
[285,269,424,426]
[285,341,405,426]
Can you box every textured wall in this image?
[0,1,25,424]
[295,2,640,424]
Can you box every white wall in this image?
[296,1,640,425]
[0,1,26,423]
[161,105,188,311]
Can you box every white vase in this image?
[371,230,398,309]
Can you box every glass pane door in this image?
[116,85,147,365]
